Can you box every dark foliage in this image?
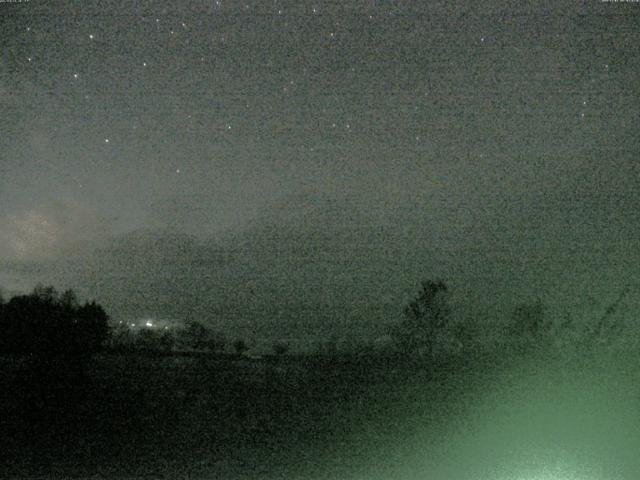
[0,285,110,358]
[390,279,451,356]
[272,341,289,355]
[233,339,248,355]
[175,320,226,352]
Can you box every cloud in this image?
[0,197,111,261]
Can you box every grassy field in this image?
[2,347,640,479]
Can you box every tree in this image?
[272,341,289,356]
[390,280,451,357]
[175,320,225,352]
[0,286,110,357]
[233,339,248,355]
[180,320,208,350]
[206,330,226,352]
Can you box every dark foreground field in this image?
[2,347,640,479]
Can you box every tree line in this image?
[0,280,629,361]
[0,285,109,357]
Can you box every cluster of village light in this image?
[118,319,170,330]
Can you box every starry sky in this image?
[1,1,639,345]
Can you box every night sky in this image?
[1,1,639,346]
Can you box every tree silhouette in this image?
[0,285,110,358]
[233,339,248,355]
[390,280,451,357]
[175,320,225,352]
[272,341,289,356]
[182,320,208,350]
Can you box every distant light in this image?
[89,34,94,40]
[130,323,136,327]
[105,138,110,143]
[145,321,153,327]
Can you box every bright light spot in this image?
[145,321,153,327]
[89,34,94,39]
[104,138,110,143]
[130,323,136,327]
[73,73,79,79]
